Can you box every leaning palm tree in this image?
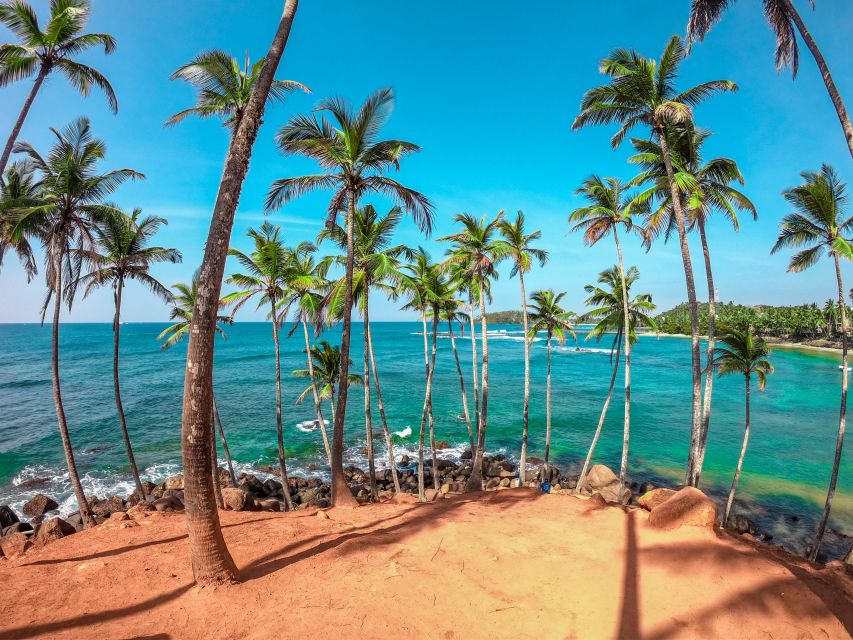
[267,87,432,506]
[576,266,657,498]
[630,127,757,483]
[570,176,644,496]
[74,209,181,499]
[174,0,299,585]
[293,340,362,429]
[440,212,510,491]
[573,35,737,486]
[527,290,576,478]
[0,0,117,177]
[499,211,548,484]
[7,117,141,529]
[0,160,38,279]
[713,325,773,527]
[686,0,852,158]
[223,222,294,511]
[771,164,851,561]
[166,49,308,131]
[440,302,474,452]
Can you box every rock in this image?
[239,475,264,496]
[0,532,30,558]
[638,482,658,495]
[729,515,754,535]
[109,511,129,521]
[163,474,184,490]
[536,465,560,484]
[499,478,511,488]
[485,478,501,490]
[90,495,125,517]
[222,487,252,511]
[424,488,439,502]
[2,522,32,536]
[126,503,154,520]
[22,493,59,518]
[257,498,282,512]
[390,492,418,504]
[440,483,452,495]
[637,488,677,511]
[316,510,329,520]
[461,449,473,460]
[152,496,184,512]
[559,477,578,490]
[527,456,544,465]
[486,460,514,478]
[16,476,50,490]
[399,455,411,467]
[583,465,619,491]
[65,512,83,531]
[434,440,452,450]
[648,486,718,531]
[0,505,19,528]
[263,478,283,497]
[33,518,76,547]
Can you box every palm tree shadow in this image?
[616,510,641,640]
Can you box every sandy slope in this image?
[0,489,850,640]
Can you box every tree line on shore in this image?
[0,0,850,583]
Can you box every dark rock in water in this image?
[527,456,544,465]
[730,515,754,535]
[2,521,32,536]
[789,514,800,523]
[435,440,452,450]
[492,454,506,462]
[0,505,19,528]
[17,476,50,490]
[461,449,473,460]
[33,517,76,547]
[22,493,59,518]
[83,445,110,455]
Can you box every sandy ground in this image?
[0,489,850,640]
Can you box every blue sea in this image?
[0,322,850,558]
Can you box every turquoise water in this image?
[0,322,850,557]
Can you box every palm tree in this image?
[686,0,852,158]
[499,211,548,484]
[175,0,299,585]
[570,176,644,497]
[267,87,432,507]
[441,302,475,452]
[713,325,773,527]
[440,213,510,491]
[223,222,294,511]
[319,204,410,496]
[0,0,117,178]
[293,340,362,429]
[576,266,657,497]
[157,271,237,489]
[0,160,38,279]
[74,209,181,499]
[7,117,141,529]
[166,49,308,131]
[630,127,757,483]
[771,164,851,561]
[573,35,737,486]
[527,290,576,477]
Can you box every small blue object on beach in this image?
[540,481,551,494]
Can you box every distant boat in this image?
[295,418,329,432]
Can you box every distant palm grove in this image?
[0,0,850,585]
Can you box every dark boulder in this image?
[263,478,283,497]
[0,505,19,528]
[730,515,754,535]
[460,449,473,460]
[2,521,32,536]
[90,495,126,517]
[239,474,264,496]
[152,495,184,512]
[33,517,77,547]
[222,488,253,511]
[22,493,59,518]
[435,440,452,450]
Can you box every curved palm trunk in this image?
[211,409,224,509]
[51,254,96,528]
[448,320,474,451]
[723,374,750,527]
[329,192,359,507]
[328,388,337,427]
[779,0,853,158]
[576,339,622,493]
[469,298,481,444]
[270,297,293,511]
[0,65,49,180]
[429,308,440,491]
[658,129,703,487]
[112,279,145,498]
[212,395,237,487]
[519,271,532,484]
[466,278,490,492]
[302,316,332,465]
[694,217,716,483]
[614,228,631,500]
[417,311,439,500]
[810,255,848,560]
[180,0,298,585]
[366,310,400,493]
[363,297,379,500]
[544,331,552,473]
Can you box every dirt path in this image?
[0,489,850,639]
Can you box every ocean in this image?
[0,321,850,558]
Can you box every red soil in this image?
[0,489,850,639]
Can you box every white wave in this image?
[295,418,329,433]
[394,426,412,438]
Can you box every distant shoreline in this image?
[649,332,844,354]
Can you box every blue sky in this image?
[0,0,851,322]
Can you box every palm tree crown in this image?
[292,340,362,403]
[713,325,774,388]
[570,175,645,244]
[528,289,576,343]
[222,221,291,317]
[584,266,658,346]
[440,212,510,281]
[157,269,232,350]
[0,159,39,279]
[498,210,548,276]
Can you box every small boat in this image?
[839,365,852,372]
[295,419,329,432]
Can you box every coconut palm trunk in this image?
[519,271,532,483]
[0,66,49,179]
[51,253,96,528]
[694,217,717,481]
[544,329,553,473]
[211,410,224,509]
[448,319,474,451]
[429,307,440,491]
[613,227,631,498]
[469,298,481,442]
[417,310,440,500]
[180,0,298,585]
[658,129,703,486]
[467,278,490,492]
[723,372,751,527]
[112,277,145,498]
[301,316,332,464]
[270,296,293,511]
[363,296,379,500]
[212,395,236,487]
[365,311,401,493]
[811,255,848,560]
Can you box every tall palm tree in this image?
[223,222,294,511]
[440,212,510,491]
[526,290,576,477]
[576,266,657,497]
[267,87,432,507]
[74,209,181,499]
[570,176,644,497]
[771,164,851,561]
[0,0,117,178]
[293,340,362,429]
[319,204,410,496]
[157,271,237,489]
[175,0,299,585]
[687,0,852,158]
[573,35,737,486]
[713,325,773,527]
[7,117,141,529]
[0,160,38,279]
[629,127,756,483]
[441,302,474,452]
[499,211,548,484]
[166,49,308,130]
